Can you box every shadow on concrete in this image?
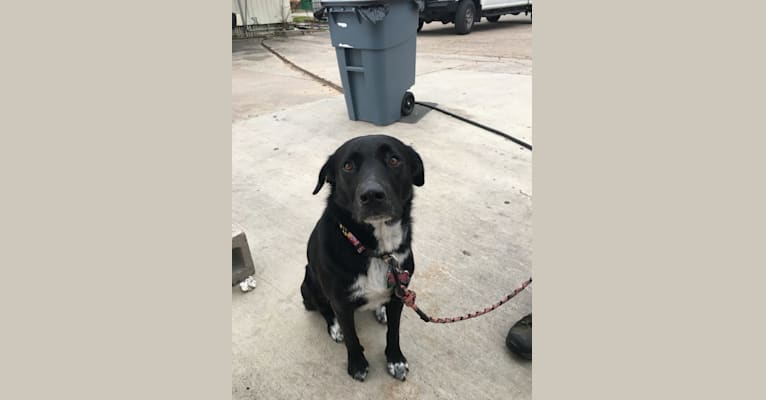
[398,102,436,124]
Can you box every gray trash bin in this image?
[320,0,423,126]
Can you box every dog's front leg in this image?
[333,304,369,381]
[384,298,409,380]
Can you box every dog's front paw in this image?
[328,319,344,343]
[387,360,409,381]
[374,306,387,324]
[347,354,369,381]
[385,352,409,381]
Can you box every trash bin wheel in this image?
[401,92,415,116]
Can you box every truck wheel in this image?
[418,19,424,32]
[454,0,475,35]
[487,15,500,23]
[401,92,415,116]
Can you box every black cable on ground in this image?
[415,102,532,151]
[261,39,532,151]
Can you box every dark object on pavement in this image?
[506,313,532,360]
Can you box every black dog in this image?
[300,135,424,381]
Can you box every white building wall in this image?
[233,0,292,26]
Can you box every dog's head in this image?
[313,135,424,224]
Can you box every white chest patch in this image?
[368,220,405,254]
[348,221,410,310]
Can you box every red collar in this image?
[338,222,367,254]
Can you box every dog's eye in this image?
[388,156,400,167]
[342,161,354,171]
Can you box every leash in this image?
[339,223,532,324]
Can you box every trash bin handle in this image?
[324,6,364,24]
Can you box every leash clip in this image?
[384,253,410,292]
[382,253,398,266]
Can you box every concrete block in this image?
[232,225,256,291]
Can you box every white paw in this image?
[329,319,344,343]
[374,306,387,324]
[352,368,368,381]
[238,276,256,292]
[387,361,409,381]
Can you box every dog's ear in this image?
[312,155,335,195]
[407,145,424,187]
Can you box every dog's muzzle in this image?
[355,180,395,221]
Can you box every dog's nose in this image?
[359,186,386,205]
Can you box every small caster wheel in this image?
[401,91,415,116]
[239,276,257,292]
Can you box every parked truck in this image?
[419,0,531,34]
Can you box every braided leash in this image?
[339,223,532,324]
[401,276,532,324]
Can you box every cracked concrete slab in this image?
[233,39,341,122]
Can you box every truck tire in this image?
[454,0,476,35]
[487,15,500,22]
[418,18,424,32]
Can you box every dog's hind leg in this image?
[316,298,343,343]
[300,265,344,343]
[324,313,344,343]
[311,295,343,343]
[300,266,318,311]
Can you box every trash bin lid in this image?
[319,0,424,12]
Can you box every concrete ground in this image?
[232,14,532,399]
